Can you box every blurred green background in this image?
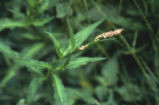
[0,0,159,105]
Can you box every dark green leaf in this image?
[101,57,118,86]
[27,77,46,103]
[56,3,73,18]
[116,84,141,102]
[66,88,97,104]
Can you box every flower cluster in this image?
[78,28,124,50]
[78,45,88,50]
[94,28,124,41]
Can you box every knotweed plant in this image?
[0,0,158,105]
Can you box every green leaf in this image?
[64,19,104,55]
[66,57,105,69]
[8,8,25,19]
[0,65,19,88]
[17,99,27,105]
[55,56,71,71]
[21,43,45,58]
[95,86,108,101]
[0,43,45,87]
[66,88,97,104]
[46,32,63,57]
[108,16,143,30]
[96,6,144,30]
[27,0,36,7]
[0,41,51,74]
[52,74,68,105]
[66,17,75,50]
[27,77,45,103]
[74,19,103,49]
[39,0,50,13]
[32,17,54,26]
[116,83,141,102]
[0,18,26,32]
[101,57,118,86]
[100,90,117,105]
[56,3,73,18]
[15,58,51,73]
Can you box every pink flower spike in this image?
[78,45,88,50]
[94,28,124,41]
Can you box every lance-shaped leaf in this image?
[52,74,68,105]
[27,0,36,7]
[64,19,104,55]
[0,43,45,87]
[46,32,63,58]
[101,57,119,86]
[66,17,75,50]
[66,57,105,69]
[0,41,51,74]
[32,17,54,26]
[74,19,104,48]
[27,77,46,103]
[0,18,26,32]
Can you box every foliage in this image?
[0,0,159,105]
